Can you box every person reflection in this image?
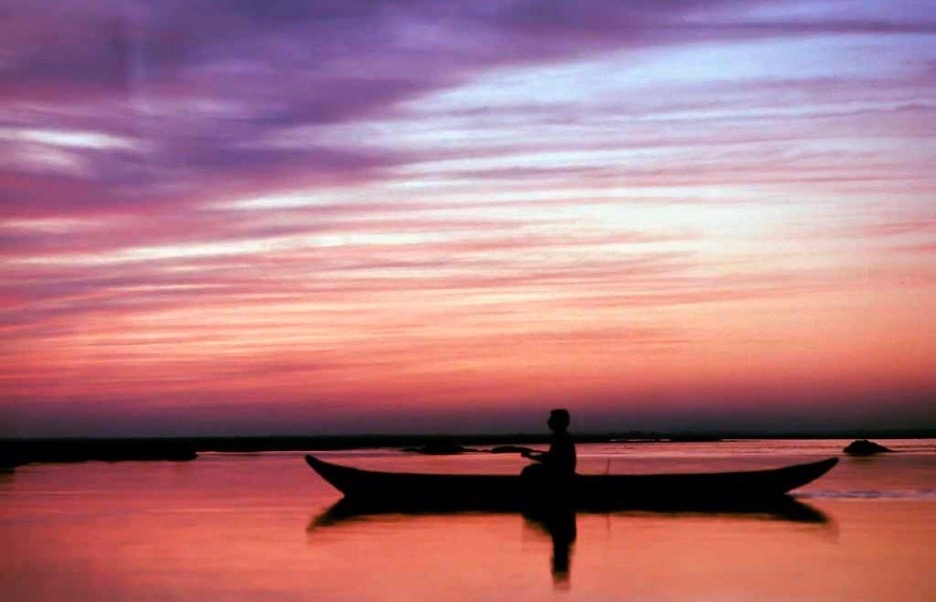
[548,507,577,587]
[526,505,577,588]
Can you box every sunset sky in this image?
[2,0,934,437]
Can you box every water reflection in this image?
[307,497,829,588]
[310,495,830,527]
[523,505,576,587]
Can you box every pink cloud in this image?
[3,0,934,436]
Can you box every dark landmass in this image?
[843,439,893,456]
[400,441,483,455]
[611,434,724,443]
[2,428,932,466]
[0,438,198,467]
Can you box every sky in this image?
[2,0,934,437]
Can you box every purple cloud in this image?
[5,0,931,217]
[3,1,935,436]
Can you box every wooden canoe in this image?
[305,454,837,508]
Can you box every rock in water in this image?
[843,439,892,456]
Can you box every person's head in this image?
[547,408,571,432]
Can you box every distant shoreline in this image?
[1,430,932,467]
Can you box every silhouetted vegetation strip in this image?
[192,433,614,451]
[2,428,932,466]
[0,438,197,466]
[400,441,484,454]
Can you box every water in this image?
[2,440,934,601]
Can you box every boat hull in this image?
[305,455,838,508]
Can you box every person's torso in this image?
[548,433,576,473]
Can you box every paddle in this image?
[489,445,540,456]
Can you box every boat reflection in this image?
[307,496,829,588]
[309,494,829,527]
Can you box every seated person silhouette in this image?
[521,409,577,496]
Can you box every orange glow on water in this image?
[3,450,935,602]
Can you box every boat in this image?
[305,454,838,510]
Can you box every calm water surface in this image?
[2,440,934,601]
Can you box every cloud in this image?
[6,0,930,216]
[3,0,935,435]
